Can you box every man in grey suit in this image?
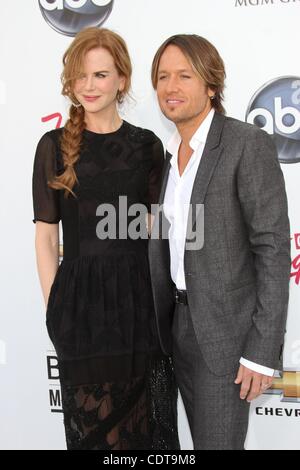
[149,34,291,450]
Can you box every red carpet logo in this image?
[291,233,300,286]
[268,371,300,402]
[42,112,62,129]
[236,0,300,7]
[47,353,62,413]
[246,77,300,163]
[39,0,114,37]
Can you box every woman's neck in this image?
[84,110,123,134]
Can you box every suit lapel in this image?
[150,151,171,241]
[158,150,172,205]
[188,112,226,233]
[155,113,226,240]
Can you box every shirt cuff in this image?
[239,357,275,377]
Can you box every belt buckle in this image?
[175,290,179,303]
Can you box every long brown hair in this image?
[151,34,226,115]
[49,27,132,197]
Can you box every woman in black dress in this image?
[32,27,179,450]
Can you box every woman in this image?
[32,27,179,450]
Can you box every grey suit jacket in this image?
[149,112,291,376]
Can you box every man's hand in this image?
[235,365,274,402]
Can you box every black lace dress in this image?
[32,121,179,450]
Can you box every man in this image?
[149,34,291,450]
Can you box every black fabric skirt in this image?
[46,253,180,450]
[60,354,180,450]
[46,252,160,361]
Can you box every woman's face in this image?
[74,47,125,117]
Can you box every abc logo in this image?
[246,76,300,163]
[39,0,114,37]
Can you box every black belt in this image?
[175,288,188,305]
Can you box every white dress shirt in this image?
[163,108,274,377]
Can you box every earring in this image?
[210,95,216,100]
[69,95,82,108]
[117,90,124,103]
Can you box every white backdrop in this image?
[0,0,299,450]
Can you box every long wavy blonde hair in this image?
[49,27,132,197]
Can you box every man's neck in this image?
[176,106,212,146]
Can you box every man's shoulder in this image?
[219,115,276,161]
[224,116,263,135]
[222,115,263,138]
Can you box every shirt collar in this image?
[166,108,215,160]
[190,108,215,151]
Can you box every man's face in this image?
[156,45,214,127]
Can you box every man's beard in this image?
[161,107,197,124]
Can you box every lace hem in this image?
[61,356,180,450]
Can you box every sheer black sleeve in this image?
[148,137,165,212]
[32,132,61,224]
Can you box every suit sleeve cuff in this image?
[240,357,275,377]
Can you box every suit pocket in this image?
[200,336,246,376]
[226,279,255,292]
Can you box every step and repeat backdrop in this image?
[0,0,299,450]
